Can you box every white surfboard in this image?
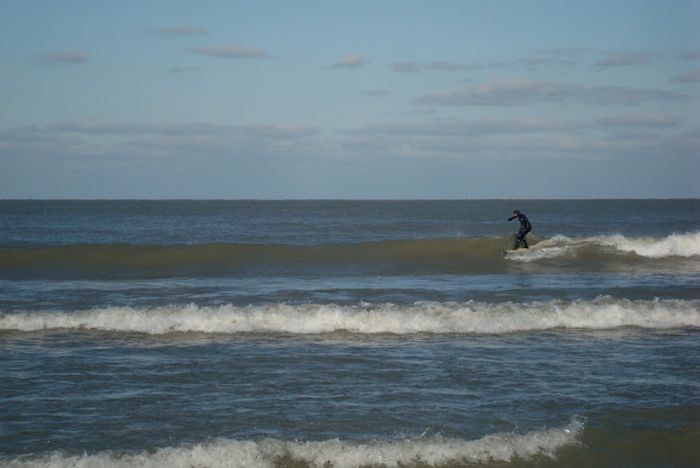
[503,248,529,256]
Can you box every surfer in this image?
[508,210,531,249]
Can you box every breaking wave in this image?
[2,417,583,468]
[506,231,700,262]
[1,298,697,335]
[1,232,698,278]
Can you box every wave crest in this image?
[2,298,697,335]
[506,231,700,262]
[2,417,584,468]
[605,232,700,258]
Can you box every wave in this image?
[0,238,506,278]
[1,417,583,468]
[1,232,698,278]
[506,231,700,262]
[2,298,697,335]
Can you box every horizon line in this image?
[2,197,699,202]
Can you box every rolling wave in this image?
[1,298,697,335]
[0,237,505,278]
[506,232,700,262]
[1,232,698,279]
[1,417,583,468]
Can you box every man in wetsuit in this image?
[508,210,531,249]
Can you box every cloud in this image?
[336,112,699,163]
[3,117,698,198]
[595,112,680,128]
[672,68,700,83]
[682,125,700,140]
[47,121,317,140]
[345,118,580,139]
[595,52,651,69]
[189,45,268,59]
[147,26,208,36]
[0,123,329,199]
[537,47,594,58]
[2,115,694,169]
[488,57,575,71]
[680,52,700,60]
[390,57,572,74]
[36,51,91,65]
[0,121,322,166]
[391,61,482,73]
[389,49,657,77]
[340,118,588,159]
[330,54,368,69]
[414,79,685,106]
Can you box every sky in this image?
[1,0,699,199]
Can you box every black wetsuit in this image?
[508,213,531,249]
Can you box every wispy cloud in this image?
[389,49,662,77]
[0,122,327,198]
[540,48,657,69]
[595,111,680,128]
[45,121,317,140]
[488,57,574,71]
[595,52,651,69]
[0,121,324,173]
[147,26,208,36]
[330,54,368,69]
[345,118,581,138]
[363,90,392,98]
[537,47,594,58]
[390,56,572,74]
[414,79,685,106]
[672,68,700,83]
[391,61,482,73]
[336,113,696,163]
[680,52,700,60]
[189,45,268,59]
[2,116,696,180]
[36,51,91,66]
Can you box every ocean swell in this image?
[1,232,698,279]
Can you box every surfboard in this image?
[503,248,528,256]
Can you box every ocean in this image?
[0,199,698,467]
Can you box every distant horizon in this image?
[3,197,699,202]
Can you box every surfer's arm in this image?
[507,215,516,221]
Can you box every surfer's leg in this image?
[514,230,528,249]
[513,233,522,249]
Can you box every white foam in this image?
[508,232,700,262]
[2,417,584,468]
[1,298,697,335]
[505,244,575,262]
[603,232,700,258]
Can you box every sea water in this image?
[0,200,698,467]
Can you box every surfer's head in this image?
[513,209,520,215]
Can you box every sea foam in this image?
[1,298,697,335]
[507,231,700,262]
[2,417,584,468]
[603,232,700,258]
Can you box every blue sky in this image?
[1,0,698,198]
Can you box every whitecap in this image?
[1,298,697,335]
